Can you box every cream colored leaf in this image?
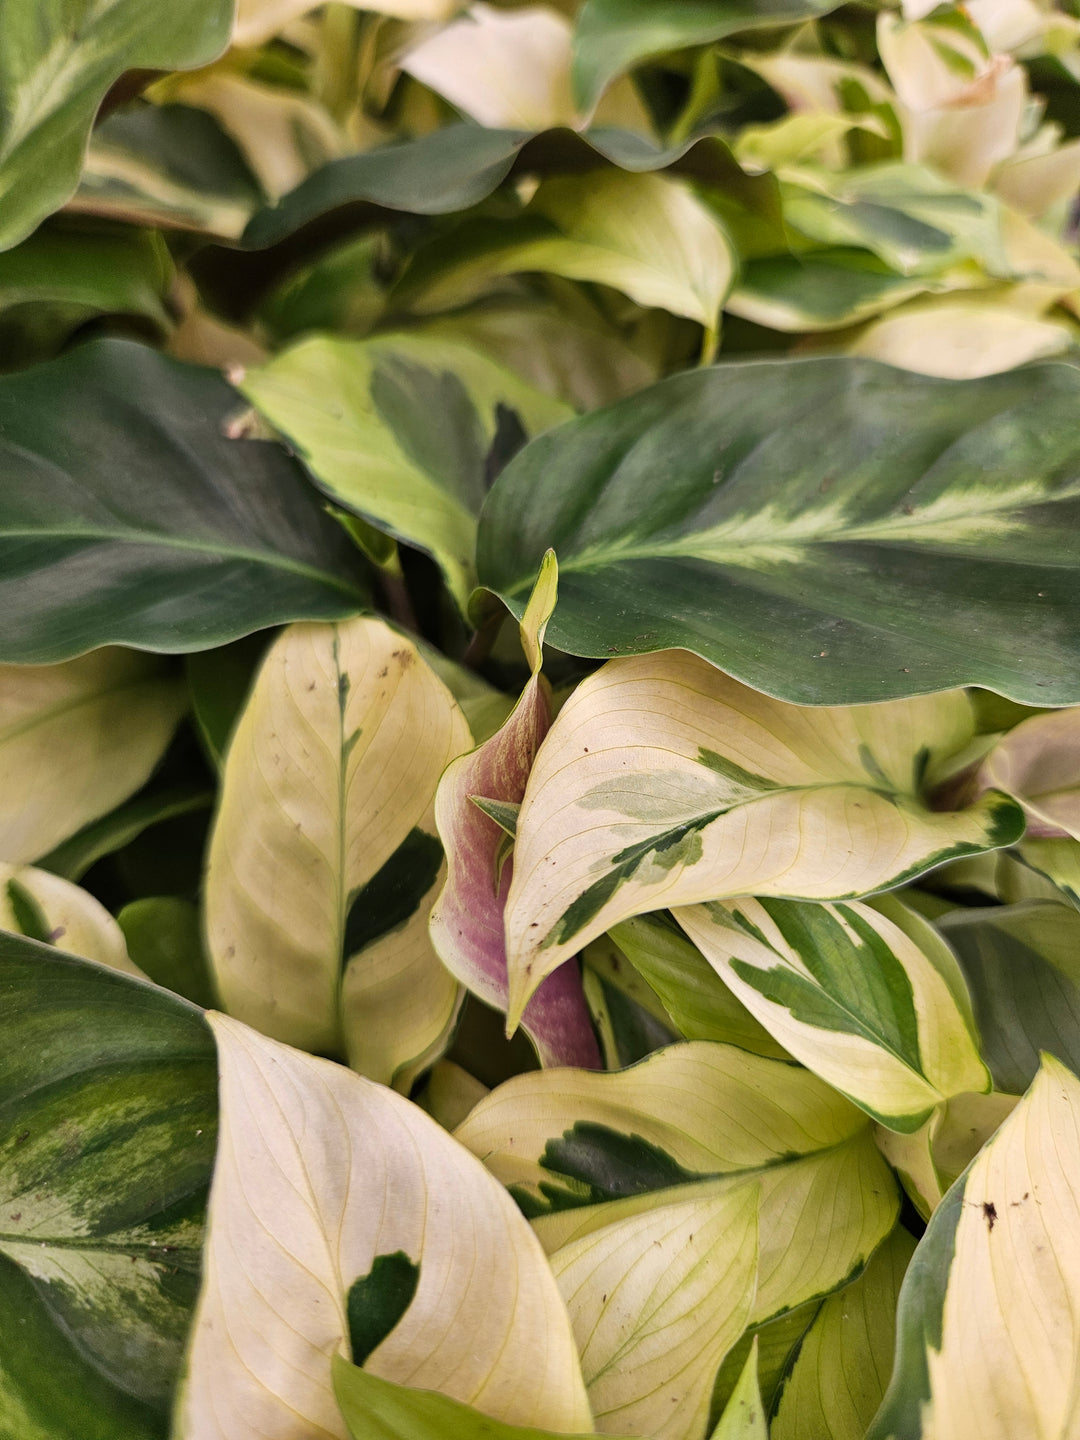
[0,863,144,977]
[980,706,1080,839]
[179,1014,592,1440]
[870,1055,1080,1440]
[850,300,1073,378]
[550,1183,758,1440]
[402,5,577,130]
[234,0,457,50]
[205,617,470,1085]
[455,1040,869,1208]
[675,895,989,1130]
[0,649,185,864]
[503,651,1020,1028]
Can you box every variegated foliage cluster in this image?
[4,1,1080,1440]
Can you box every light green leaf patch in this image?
[675,894,990,1130]
[502,652,1022,1026]
[240,332,570,612]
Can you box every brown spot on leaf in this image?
[982,1201,998,1231]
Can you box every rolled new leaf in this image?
[178,1015,592,1440]
[869,1054,1080,1440]
[502,651,1022,1027]
[205,617,471,1086]
[430,551,600,1068]
[675,894,990,1131]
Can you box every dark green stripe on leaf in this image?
[347,1252,420,1366]
[343,828,444,961]
[537,1121,706,1211]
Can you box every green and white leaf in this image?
[0,648,185,864]
[403,170,736,331]
[939,900,1080,1093]
[178,1014,592,1440]
[0,938,217,1440]
[206,617,471,1086]
[771,1226,915,1440]
[868,1054,1080,1440]
[240,332,569,611]
[675,894,990,1130]
[477,356,1080,707]
[0,0,233,251]
[0,864,144,978]
[502,652,1021,1025]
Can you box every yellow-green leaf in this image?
[205,617,470,1085]
[179,1014,592,1440]
[772,1226,915,1440]
[711,1341,767,1440]
[504,652,1022,1027]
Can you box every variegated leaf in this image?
[431,550,600,1069]
[675,894,990,1130]
[205,617,471,1086]
[0,648,185,864]
[239,333,569,611]
[869,1055,1080,1440]
[0,940,217,1439]
[457,1040,898,1426]
[0,0,232,251]
[503,652,1022,1027]
[876,1092,1019,1220]
[710,1341,767,1440]
[178,1015,592,1440]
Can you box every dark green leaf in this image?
[478,358,1080,705]
[0,339,367,663]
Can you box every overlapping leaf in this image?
[979,706,1080,839]
[0,648,185,863]
[676,894,990,1129]
[502,652,1021,1024]
[478,358,1080,706]
[869,1055,1080,1440]
[0,340,367,664]
[206,616,470,1086]
[0,864,144,977]
[0,0,233,251]
[179,1014,592,1440]
[0,940,217,1440]
[240,332,569,610]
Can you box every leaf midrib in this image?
[0,524,363,597]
